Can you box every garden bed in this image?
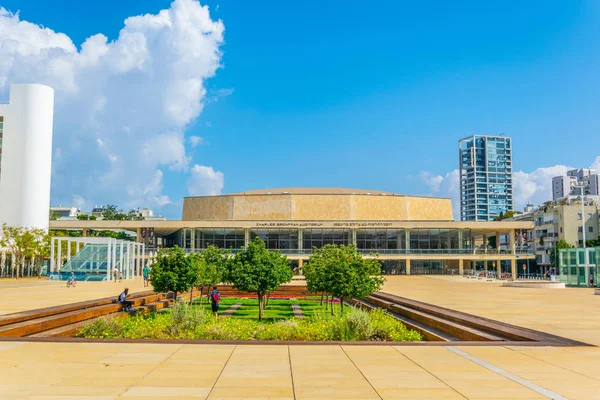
[77,298,422,342]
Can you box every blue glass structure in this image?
[459,135,513,221]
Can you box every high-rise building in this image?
[459,135,513,221]
[0,84,54,230]
[552,168,600,200]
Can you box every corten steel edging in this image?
[0,290,157,327]
[0,336,591,347]
[371,291,588,346]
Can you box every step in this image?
[0,290,156,328]
[352,298,452,342]
[371,292,535,342]
[387,303,505,341]
[136,299,174,315]
[0,293,168,337]
[27,314,121,338]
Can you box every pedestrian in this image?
[143,264,150,288]
[113,267,118,283]
[590,274,595,287]
[118,287,134,312]
[209,286,221,319]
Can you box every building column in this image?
[57,239,62,272]
[484,260,488,276]
[50,238,55,273]
[511,258,517,280]
[82,228,88,237]
[351,229,357,246]
[244,229,250,248]
[509,229,516,254]
[405,229,411,253]
[406,258,411,275]
[298,259,303,275]
[66,239,72,262]
[496,259,502,279]
[142,243,146,271]
[458,258,464,275]
[106,238,112,282]
[483,235,488,254]
[190,229,195,254]
[298,229,303,254]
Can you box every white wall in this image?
[0,84,54,230]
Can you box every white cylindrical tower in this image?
[0,84,54,230]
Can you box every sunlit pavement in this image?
[0,276,599,399]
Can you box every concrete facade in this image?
[182,188,454,221]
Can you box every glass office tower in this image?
[459,135,513,221]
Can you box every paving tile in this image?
[294,385,381,400]
[207,387,293,400]
[377,388,466,399]
[121,386,211,398]
[442,379,547,399]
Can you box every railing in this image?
[183,248,535,256]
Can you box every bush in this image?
[255,320,297,340]
[169,300,207,335]
[77,316,123,338]
[369,308,422,342]
[202,318,257,340]
[345,309,373,340]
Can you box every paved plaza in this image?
[0,276,599,399]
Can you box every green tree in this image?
[192,245,229,304]
[226,237,292,321]
[549,239,574,269]
[149,246,200,298]
[77,213,89,220]
[308,244,385,315]
[303,258,328,306]
[0,225,43,279]
[49,210,61,220]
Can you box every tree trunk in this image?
[340,297,344,314]
[331,295,335,316]
[265,291,270,308]
[189,286,194,305]
[258,294,263,321]
[320,291,324,305]
[325,292,328,310]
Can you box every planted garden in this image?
[78,239,422,342]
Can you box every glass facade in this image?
[559,247,600,286]
[356,229,405,251]
[58,244,128,281]
[251,229,298,250]
[196,229,245,250]
[302,229,351,249]
[459,135,513,221]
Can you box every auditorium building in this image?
[50,188,534,278]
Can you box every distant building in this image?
[508,199,600,273]
[459,135,514,221]
[50,206,79,219]
[552,168,600,200]
[0,84,54,230]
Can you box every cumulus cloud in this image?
[0,0,226,213]
[187,164,224,196]
[420,157,600,219]
[420,170,460,219]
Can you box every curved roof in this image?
[226,187,399,196]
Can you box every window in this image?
[560,227,563,233]
[588,213,592,219]
[589,226,594,233]
[578,227,583,233]
[578,213,582,220]
[251,229,298,250]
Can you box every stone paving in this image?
[0,276,599,399]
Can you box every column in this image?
[82,228,88,237]
[298,259,303,274]
[67,239,72,261]
[484,260,488,276]
[298,229,303,254]
[496,232,501,254]
[57,239,62,272]
[405,229,411,253]
[50,238,55,273]
[351,229,357,246]
[191,228,195,254]
[244,228,250,247]
[119,242,124,278]
[136,228,141,242]
[142,243,146,271]
[496,260,501,279]
[511,258,517,280]
[483,234,488,254]
[406,258,411,275]
[458,258,464,275]
[106,238,112,281]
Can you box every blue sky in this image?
[2,1,600,218]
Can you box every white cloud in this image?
[188,135,204,147]
[420,169,460,219]
[72,195,86,210]
[0,0,225,214]
[187,164,224,196]
[419,157,600,219]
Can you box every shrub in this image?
[77,316,123,338]
[169,300,207,335]
[369,308,422,342]
[255,320,297,340]
[345,309,373,340]
[202,318,257,340]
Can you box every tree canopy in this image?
[305,244,385,315]
[190,245,229,304]
[0,225,50,278]
[149,246,200,297]
[549,239,574,269]
[226,237,292,320]
[101,205,142,221]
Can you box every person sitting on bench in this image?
[118,287,134,312]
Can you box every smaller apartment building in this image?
[510,201,600,270]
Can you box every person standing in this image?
[209,286,221,319]
[113,267,119,283]
[143,264,150,288]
